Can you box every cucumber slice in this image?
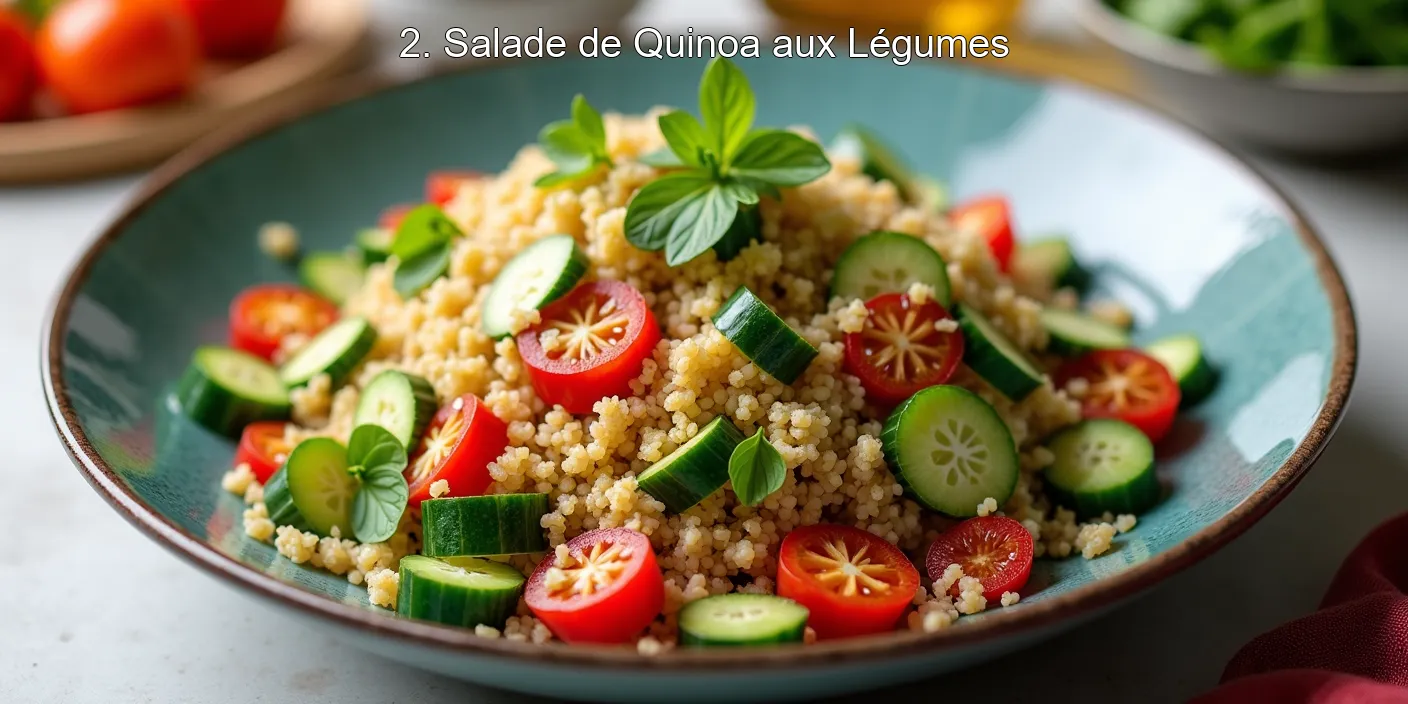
[261,464,310,531]
[914,175,949,213]
[279,317,377,388]
[352,370,437,450]
[1045,419,1159,518]
[356,228,393,265]
[1012,238,1091,293]
[830,231,952,306]
[955,305,1044,401]
[174,346,291,436]
[712,286,818,385]
[300,251,366,306]
[879,385,1020,517]
[480,234,588,339]
[1146,334,1218,408]
[421,494,549,557]
[397,555,526,629]
[282,437,358,537]
[1040,309,1131,356]
[832,124,918,202]
[638,416,745,513]
[678,594,809,647]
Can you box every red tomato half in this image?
[517,280,661,415]
[951,196,1015,273]
[844,293,964,407]
[926,516,1033,602]
[179,0,287,58]
[525,528,664,644]
[1055,349,1181,442]
[777,524,919,640]
[379,204,414,232]
[228,284,338,361]
[0,9,36,122]
[426,170,485,207]
[405,394,508,506]
[234,421,292,483]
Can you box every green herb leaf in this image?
[624,171,717,251]
[348,424,409,544]
[393,240,452,299]
[535,96,612,187]
[638,148,685,168]
[712,206,761,261]
[392,204,462,260]
[699,58,755,160]
[658,111,712,168]
[347,423,409,470]
[728,428,786,507]
[664,185,739,266]
[730,130,832,186]
[720,179,759,206]
[571,94,607,146]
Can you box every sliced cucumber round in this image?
[282,437,357,537]
[481,234,588,339]
[955,305,1044,402]
[352,370,437,450]
[1040,309,1131,357]
[356,228,394,265]
[1045,419,1159,518]
[261,464,310,531]
[175,346,291,436]
[879,385,1020,517]
[712,286,818,385]
[1146,334,1218,408]
[300,251,366,306]
[830,231,952,306]
[679,594,809,647]
[831,124,918,202]
[638,416,745,514]
[279,317,377,388]
[421,494,549,558]
[1012,238,1090,293]
[397,555,526,629]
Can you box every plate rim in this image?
[40,57,1359,672]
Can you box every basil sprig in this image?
[391,204,461,298]
[728,428,786,507]
[535,95,613,187]
[347,424,410,544]
[624,58,831,266]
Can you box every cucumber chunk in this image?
[421,494,549,557]
[397,555,526,629]
[880,385,1020,517]
[1146,334,1218,407]
[300,251,366,306]
[955,305,1044,401]
[831,125,919,203]
[352,370,437,450]
[638,416,745,513]
[481,234,588,339]
[679,594,809,647]
[712,286,818,385]
[261,464,309,531]
[1045,419,1159,518]
[830,231,952,306]
[175,346,291,436]
[356,228,393,265]
[282,437,358,537]
[1012,238,1091,293]
[279,317,377,388]
[1040,309,1131,356]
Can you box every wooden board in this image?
[0,0,367,184]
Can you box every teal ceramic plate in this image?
[43,56,1356,703]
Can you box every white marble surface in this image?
[5,1,1408,702]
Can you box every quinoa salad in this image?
[178,59,1217,651]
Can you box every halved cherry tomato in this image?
[517,280,661,415]
[379,204,414,232]
[843,293,964,407]
[36,0,200,114]
[0,8,36,122]
[950,196,1015,273]
[777,524,919,640]
[1055,349,1181,442]
[228,284,338,361]
[426,171,485,207]
[233,421,292,483]
[404,394,508,506]
[925,516,1033,602]
[178,0,287,58]
[525,527,664,644]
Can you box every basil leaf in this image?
[393,240,452,299]
[658,111,712,167]
[664,184,738,266]
[571,94,607,149]
[699,58,755,160]
[728,428,786,507]
[347,423,409,470]
[351,464,409,543]
[393,204,462,260]
[638,148,685,168]
[730,130,832,187]
[624,171,716,251]
[720,179,758,206]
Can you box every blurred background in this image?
[4,0,1408,702]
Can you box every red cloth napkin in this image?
[1193,513,1408,703]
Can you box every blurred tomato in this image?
[0,8,36,121]
[36,0,200,114]
[179,0,286,58]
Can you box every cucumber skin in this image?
[1175,355,1219,408]
[354,370,438,450]
[357,229,392,264]
[280,319,377,388]
[712,206,761,262]
[955,306,1043,402]
[396,556,524,629]
[175,358,290,437]
[261,465,311,531]
[678,595,808,647]
[481,235,589,340]
[421,494,549,557]
[1045,468,1160,519]
[299,252,366,306]
[1040,310,1131,357]
[712,287,818,385]
[638,417,745,514]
